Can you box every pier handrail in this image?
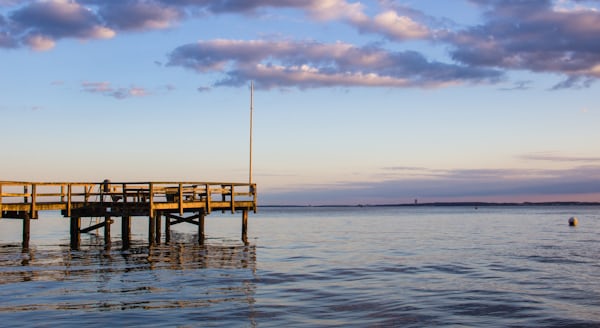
[0,181,257,219]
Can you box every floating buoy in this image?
[568,217,578,226]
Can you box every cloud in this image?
[81,81,150,99]
[168,39,503,89]
[499,80,533,91]
[96,1,184,31]
[9,0,114,50]
[3,0,600,90]
[519,152,600,163]
[449,0,600,88]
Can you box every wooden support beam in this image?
[80,220,109,234]
[166,213,200,226]
[70,217,81,249]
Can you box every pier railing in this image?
[0,181,257,219]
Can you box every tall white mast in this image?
[249,81,254,186]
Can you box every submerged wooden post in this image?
[165,216,171,243]
[198,210,205,244]
[70,217,81,249]
[242,210,248,243]
[155,214,162,244]
[22,213,31,249]
[104,216,111,246]
[122,216,131,250]
[149,214,156,246]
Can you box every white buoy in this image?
[568,217,578,226]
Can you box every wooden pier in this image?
[0,181,257,249]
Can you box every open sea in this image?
[0,206,599,327]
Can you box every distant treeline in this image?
[260,202,600,208]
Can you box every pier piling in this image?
[22,213,30,249]
[198,210,205,244]
[70,217,81,250]
[122,216,131,250]
[242,210,248,244]
[104,216,112,246]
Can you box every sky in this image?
[1,0,600,205]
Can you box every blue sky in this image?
[2,0,600,205]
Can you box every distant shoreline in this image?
[260,202,600,208]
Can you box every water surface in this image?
[1,206,599,327]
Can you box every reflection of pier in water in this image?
[0,181,257,250]
[0,239,257,313]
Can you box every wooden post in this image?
[67,184,72,217]
[198,211,205,244]
[0,183,3,219]
[178,183,183,215]
[155,213,162,244]
[165,216,171,243]
[122,216,131,250]
[242,210,248,244]
[104,216,111,246]
[149,215,156,246]
[70,217,81,250]
[30,184,36,219]
[22,213,31,249]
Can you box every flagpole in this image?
[249,81,254,186]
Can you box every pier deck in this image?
[0,181,257,249]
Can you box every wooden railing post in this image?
[252,184,257,213]
[205,184,211,214]
[0,183,3,219]
[30,184,37,219]
[178,183,183,215]
[230,185,235,213]
[149,182,154,218]
[67,184,72,217]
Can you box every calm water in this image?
[1,206,599,327]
